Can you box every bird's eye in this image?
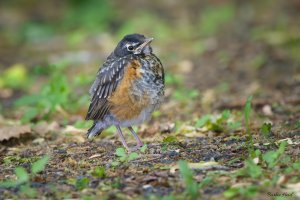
[127,45,134,51]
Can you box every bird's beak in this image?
[134,38,153,54]
[141,37,154,48]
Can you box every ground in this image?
[0,1,299,199]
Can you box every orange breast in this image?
[108,60,149,121]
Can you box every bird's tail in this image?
[87,121,106,139]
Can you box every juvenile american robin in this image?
[86,33,165,151]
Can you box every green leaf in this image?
[1,64,28,89]
[81,196,94,200]
[31,155,50,174]
[196,115,211,128]
[128,152,139,161]
[178,160,199,199]
[0,180,19,188]
[21,107,39,123]
[91,166,106,178]
[244,96,253,127]
[210,123,223,132]
[227,121,241,130]
[261,122,272,138]
[244,96,254,156]
[262,141,287,168]
[140,144,148,153]
[111,161,120,167]
[198,177,213,189]
[224,185,258,198]
[15,94,41,107]
[163,136,178,143]
[74,120,93,129]
[292,161,300,171]
[119,156,127,162]
[115,147,126,157]
[244,159,262,178]
[76,177,90,190]
[224,187,239,198]
[15,167,29,183]
[221,109,231,120]
[262,151,278,168]
[277,141,287,154]
[20,184,37,198]
[165,74,183,86]
[296,121,300,129]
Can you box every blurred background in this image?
[0,0,299,133]
[1,1,300,198]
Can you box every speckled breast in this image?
[132,54,165,105]
[108,54,164,124]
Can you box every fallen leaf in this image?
[33,121,60,136]
[62,125,86,134]
[277,138,299,145]
[159,123,175,133]
[0,125,31,141]
[170,161,226,174]
[178,125,196,134]
[286,182,300,197]
[230,182,251,188]
[89,154,102,159]
[277,175,288,185]
[32,138,45,144]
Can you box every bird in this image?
[85,33,165,151]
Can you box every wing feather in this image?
[86,55,130,120]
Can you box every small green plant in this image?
[140,144,148,153]
[198,177,213,189]
[166,73,200,103]
[296,120,300,129]
[224,185,259,199]
[67,176,91,191]
[0,64,28,89]
[224,141,292,199]
[15,71,70,122]
[74,120,94,129]
[262,141,288,168]
[195,110,241,132]
[3,155,41,166]
[172,88,199,103]
[0,155,50,198]
[178,160,199,200]
[260,122,272,138]
[244,96,254,156]
[75,177,90,190]
[243,159,263,179]
[15,64,88,123]
[90,166,106,178]
[165,74,184,86]
[163,135,179,144]
[111,147,139,166]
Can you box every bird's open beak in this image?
[134,38,153,54]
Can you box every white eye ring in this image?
[127,45,134,51]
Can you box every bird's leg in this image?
[116,126,130,150]
[128,126,144,148]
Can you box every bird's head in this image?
[114,34,153,57]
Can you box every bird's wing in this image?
[86,56,130,120]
